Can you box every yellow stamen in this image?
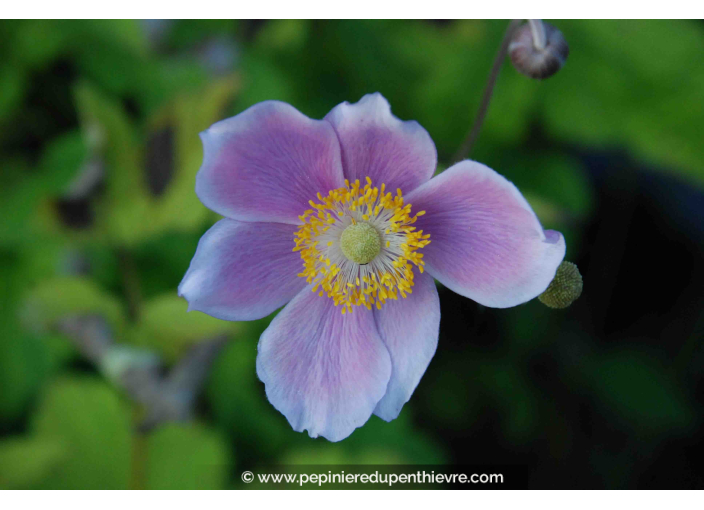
[293,178,430,312]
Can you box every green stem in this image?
[118,247,147,488]
[452,19,522,163]
[118,247,142,323]
[129,406,148,490]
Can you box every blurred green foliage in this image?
[132,294,239,361]
[1,20,703,489]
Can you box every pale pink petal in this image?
[197,101,345,224]
[373,271,440,421]
[406,160,566,308]
[256,289,391,442]
[178,219,305,321]
[324,93,436,193]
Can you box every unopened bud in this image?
[539,261,583,309]
[509,20,569,79]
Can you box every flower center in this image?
[339,222,381,265]
[293,177,430,313]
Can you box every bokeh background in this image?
[1,19,703,489]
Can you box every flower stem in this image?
[452,19,522,163]
[118,247,148,489]
[129,406,148,490]
[118,247,142,323]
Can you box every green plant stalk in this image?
[452,19,522,163]
[118,246,148,489]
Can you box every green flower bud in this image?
[539,261,583,309]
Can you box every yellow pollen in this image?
[293,178,431,313]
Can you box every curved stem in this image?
[452,19,522,164]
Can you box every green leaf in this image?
[0,65,26,122]
[31,377,131,489]
[24,276,126,336]
[477,361,539,442]
[255,20,309,53]
[132,294,239,361]
[279,414,446,466]
[0,159,40,247]
[279,445,355,466]
[68,20,150,97]
[148,75,240,234]
[499,151,595,226]
[401,21,507,158]
[236,54,296,111]
[422,363,481,430]
[37,130,90,194]
[146,423,230,489]
[206,335,291,458]
[587,351,697,436]
[73,19,148,56]
[342,413,447,464]
[74,81,151,246]
[137,59,211,115]
[0,437,65,489]
[0,331,53,424]
[0,252,66,423]
[8,20,70,70]
[73,78,238,245]
[167,20,239,52]
[0,133,87,246]
[542,19,704,186]
[133,231,201,299]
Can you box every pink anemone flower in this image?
[179,93,565,441]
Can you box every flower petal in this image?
[406,160,566,308]
[196,101,345,224]
[324,93,437,194]
[178,219,305,321]
[373,271,440,421]
[256,288,391,442]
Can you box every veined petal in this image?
[197,101,345,224]
[373,271,440,421]
[324,93,437,194]
[406,160,566,308]
[256,288,391,442]
[178,219,305,321]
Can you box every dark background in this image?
[1,20,703,489]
